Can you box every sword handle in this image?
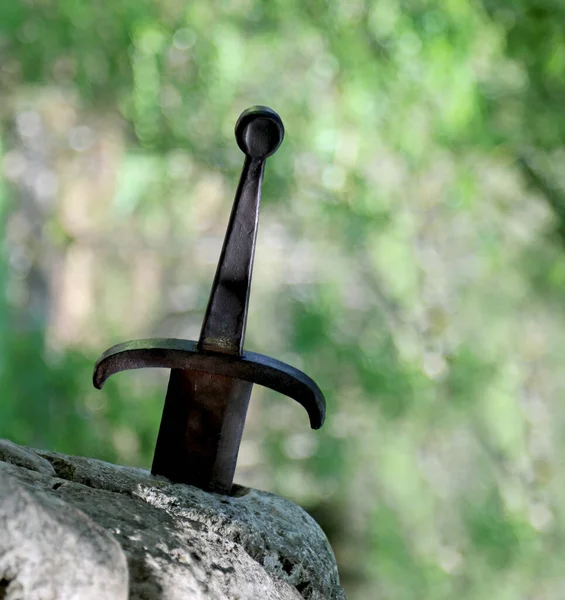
[198,107,284,356]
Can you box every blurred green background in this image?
[1,0,565,597]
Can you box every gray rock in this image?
[0,439,345,600]
[0,468,129,600]
[0,440,55,476]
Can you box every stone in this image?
[0,439,345,600]
[0,440,55,476]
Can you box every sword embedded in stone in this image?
[93,106,326,494]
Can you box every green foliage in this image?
[1,1,565,598]
[465,492,534,569]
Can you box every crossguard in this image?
[93,339,325,429]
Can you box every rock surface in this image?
[0,439,345,600]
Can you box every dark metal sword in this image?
[93,106,326,494]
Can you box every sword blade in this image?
[152,368,253,493]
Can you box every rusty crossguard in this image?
[93,106,326,494]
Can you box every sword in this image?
[93,106,325,494]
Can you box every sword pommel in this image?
[235,106,284,158]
